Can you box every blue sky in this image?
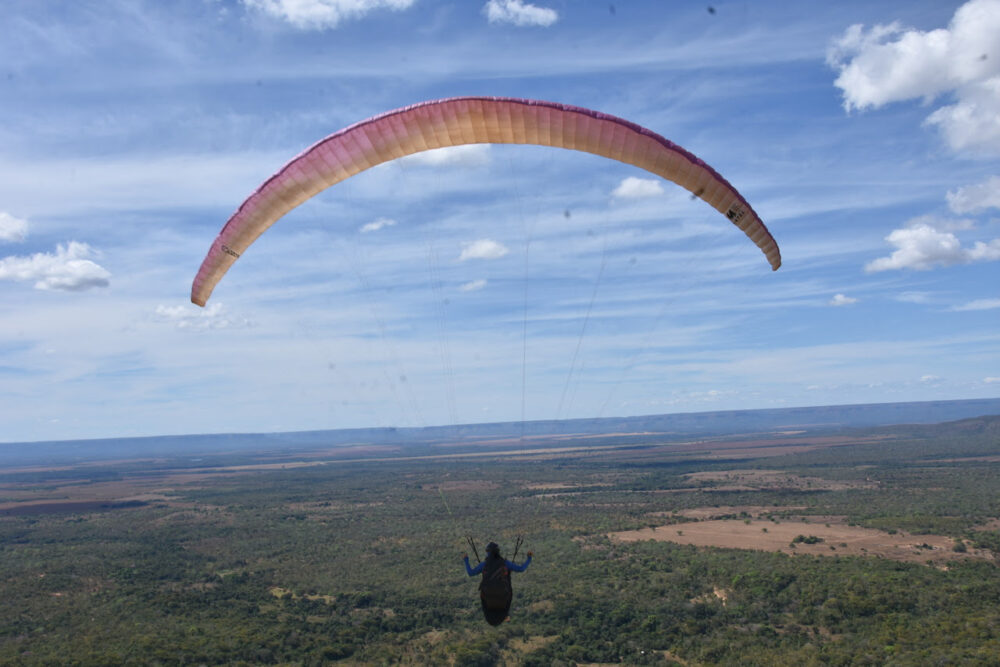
[1,0,998,443]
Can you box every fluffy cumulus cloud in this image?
[925,77,1000,154]
[360,217,396,233]
[947,175,1000,213]
[0,242,110,291]
[154,303,252,330]
[0,212,28,243]
[459,279,487,292]
[865,220,1000,272]
[827,0,1000,155]
[483,0,557,27]
[459,239,509,261]
[612,177,664,199]
[243,0,415,29]
[829,293,858,306]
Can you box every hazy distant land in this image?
[3,397,999,468]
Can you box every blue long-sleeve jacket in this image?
[464,554,531,576]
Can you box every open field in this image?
[610,516,992,566]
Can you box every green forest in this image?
[2,417,1000,665]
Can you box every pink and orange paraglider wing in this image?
[192,97,779,306]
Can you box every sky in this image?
[1,0,999,443]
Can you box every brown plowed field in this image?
[610,518,993,566]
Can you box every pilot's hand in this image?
[463,553,468,559]
[527,551,533,557]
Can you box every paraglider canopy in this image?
[191,96,779,307]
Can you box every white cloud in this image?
[459,279,487,292]
[903,213,974,233]
[920,374,942,383]
[154,303,252,330]
[399,144,491,168]
[0,242,110,291]
[947,175,1000,213]
[866,225,960,272]
[896,291,932,304]
[985,377,1000,383]
[0,212,28,243]
[360,217,396,233]
[829,293,858,306]
[612,177,664,199]
[925,77,1000,155]
[827,0,1000,155]
[968,240,1000,261]
[483,0,557,27]
[243,0,416,30]
[865,222,1000,272]
[459,239,509,261]
[952,298,1000,311]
